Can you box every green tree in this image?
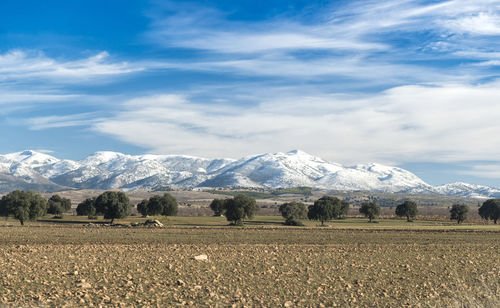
[0,190,47,225]
[359,201,380,222]
[395,200,418,222]
[279,201,307,225]
[160,193,178,216]
[94,191,131,224]
[146,195,166,216]
[224,194,259,225]
[0,195,9,218]
[307,196,346,226]
[450,204,469,224]
[136,199,149,217]
[136,194,178,218]
[47,194,72,218]
[76,197,97,218]
[340,199,350,219]
[478,199,500,224]
[209,199,226,216]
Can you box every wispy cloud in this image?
[0,50,145,114]
[461,164,500,179]
[24,113,100,130]
[144,0,500,85]
[0,50,142,82]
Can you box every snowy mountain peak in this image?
[81,151,128,164]
[3,150,59,167]
[435,182,500,199]
[0,149,499,198]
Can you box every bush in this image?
[224,194,259,225]
[284,219,305,226]
[450,204,468,224]
[279,202,307,225]
[0,190,47,225]
[359,202,380,222]
[395,200,418,222]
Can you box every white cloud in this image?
[25,113,99,130]
[443,11,500,35]
[0,50,144,114]
[0,90,79,105]
[153,29,386,53]
[191,56,456,83]
[91,81,500,163]
[0,50,142,82]
[461,164,500,178]
[473,60,500,66]
[144,0,500,84]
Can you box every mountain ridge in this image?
[0,149,499,198]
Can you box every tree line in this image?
[1,190,499,226]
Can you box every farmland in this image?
[0,216,499,307]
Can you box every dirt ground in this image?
[0,225,498,307]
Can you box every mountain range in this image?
[1,150,499,199]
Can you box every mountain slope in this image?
[0,149,498,198]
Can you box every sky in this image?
[1,0,500,187]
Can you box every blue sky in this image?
[1,0,500,187]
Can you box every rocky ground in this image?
[0,225,499,307]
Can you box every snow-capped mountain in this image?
[0,149,498,198]
[434,182,500,199]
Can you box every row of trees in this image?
[0,190,135,225]
[257,197,496,226]
[1,189,499,226]
[276,197,379,225]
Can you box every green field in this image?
[0,216,499,307]
[6,214,498,230]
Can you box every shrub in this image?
[283,219,305,226]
